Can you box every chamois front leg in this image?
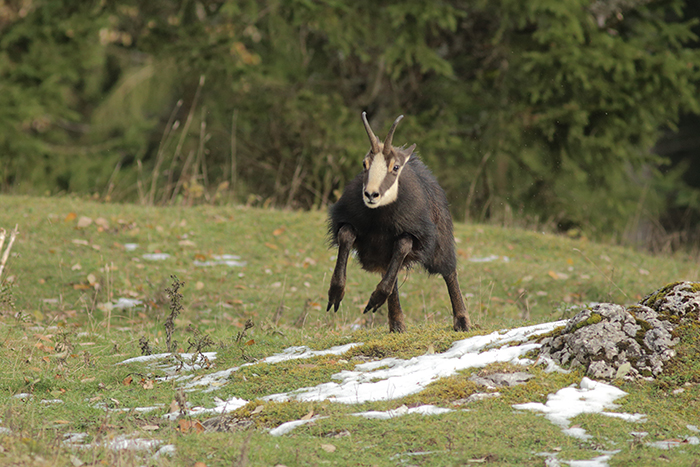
[364,235,413,314]
[387,280,406,333]
[327,224,356,312]
[444,270,472,332]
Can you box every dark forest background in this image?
[1,0,700,251]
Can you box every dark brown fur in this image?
[327,140,472,332]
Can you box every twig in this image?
[465,152,492,222]
[148,99,184,205]
[0,225,19,281]
[231,109,238,196]
[161,75,206,205]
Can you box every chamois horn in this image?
[382,115,404,155]
[361,112,381,154]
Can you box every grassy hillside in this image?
[1,195,697,331]
[0,195,698,466]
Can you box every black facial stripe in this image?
[378,172,397,194]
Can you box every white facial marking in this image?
[362,151,406,208]
[364,152,386,198]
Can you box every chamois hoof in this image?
[364,287,390,314]
[453,316,470,332]
[389,321,406,333]
[327,283,345,312]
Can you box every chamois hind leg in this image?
[364,235,413,314]
[444,270,471,332]
[387,280,406,333]
[327,224,356,312]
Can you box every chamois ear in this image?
[397,143,416,164]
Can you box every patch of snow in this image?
[567,451,620,467]
[40,399,64,405]
[118,352,217,371]
[263,321,564,404]
[93,404,165,414]
[390,450,446,460]
[468,254,510,263]
[536,355,572,374]
[111,317,646,467]
[646,436,700,450]
[63,432,89,445]
[123,243,138,251]
[261,343,361,364]
[352,404,452,420]
[513,377,645,440]
[181,343,363,391]
[142,253,170,261]
[194,254,247,267]
[162,396,249,420]
[64,431,163,453]
[107,435,162,451]
[154,444,176,458]
[113,298,142,309]
[269,416,327,437]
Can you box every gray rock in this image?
[539,282,700,380]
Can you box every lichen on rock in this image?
[539,281,700,380]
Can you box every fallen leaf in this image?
[300,409,315,421]
[169,400,180,413]
[70,454,84,467]
[264,242,278,250]
[141,425,159,431]
[194,463,207,467]
[64,212,77,222]
[142,380,154,390]
[320,444,336,453]
[35,343,54,353]
[94,217,110,229]
[245,339,255,346]
[272,227,285,236]
[77,216,93,228]
[122,375,133,386]
[53,420,71,425]
[86,274,97,285]
[71,263,82,271]
[178,419,204,434]
[195,281,204,290]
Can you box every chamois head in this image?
[361,112,416,209]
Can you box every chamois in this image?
[327,112,472,333]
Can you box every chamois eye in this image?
[392,164,400,172]
[363,160,368,170]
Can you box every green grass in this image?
[0,194,699,466]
